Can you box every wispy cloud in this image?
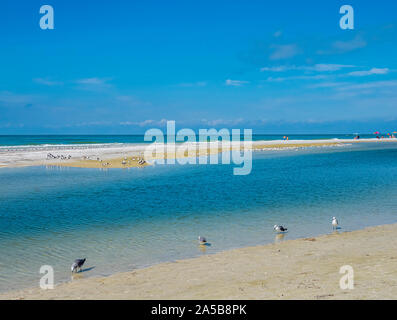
[33,78,63,86]
[318,36,367,55]
[177,81,207,87]
[75,77,113,91]
[0,91,36,106]
[273,30,282,38]
[308,82,349,89]
[120,119,168,127]
[269,44,301,60]
[266,74,329,82]
[311,64,356,72]
[201,118,245,126]
[263,64,390,82]
[260,66,291,72]
[114,95,152,108]
[348,68,389,77]
[336,80,397,91]
[76,78,110,85]
[261,64,355,72]
[333,37,367,52]
[225,79,249,86]
[68,121,113,128]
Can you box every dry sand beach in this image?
[2,224,397,300]
[0,138,394,169]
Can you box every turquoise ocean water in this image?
[0,139,397,292]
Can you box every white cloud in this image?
[120,119,168,127]
[313,64,355,72]
[33,78,63,86]
[348,68,389,77]
[269,44,301,60]
[201,118,244,126]
[115,95,152,107]
[260,66,291,72]
[336,80,397,91]
[333,37,367,52]
[75,77,113,91]
[266,74,329,82]
[318,36,367,55]
[71,121,113,127]
[273,30,282,38]
[76,77,110,85]
[0,91,36,106]
[177,81,207,87]
[308,82,348,89]
[225,79,249,86]
[262,65,390,82]
[261,64,355,72]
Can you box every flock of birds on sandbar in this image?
[121,156,146,166]
[70,217,340,274]
[46,154,147,167]
[47,153,72,160]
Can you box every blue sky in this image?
[1,0,397,134]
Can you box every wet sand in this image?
[2,223,397,300]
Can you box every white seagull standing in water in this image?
[332,217,339,230]
[273,225,288,233]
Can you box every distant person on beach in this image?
[354,135,360,140]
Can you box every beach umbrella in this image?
[374,131,380,134]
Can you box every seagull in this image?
[198,236,207,245]
[332,217,339,229]
[71,258,86,273]
[273,225,288,233]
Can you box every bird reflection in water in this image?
[274,233,286,243]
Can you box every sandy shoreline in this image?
[1,138,395,169]
[2,223,397,300]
